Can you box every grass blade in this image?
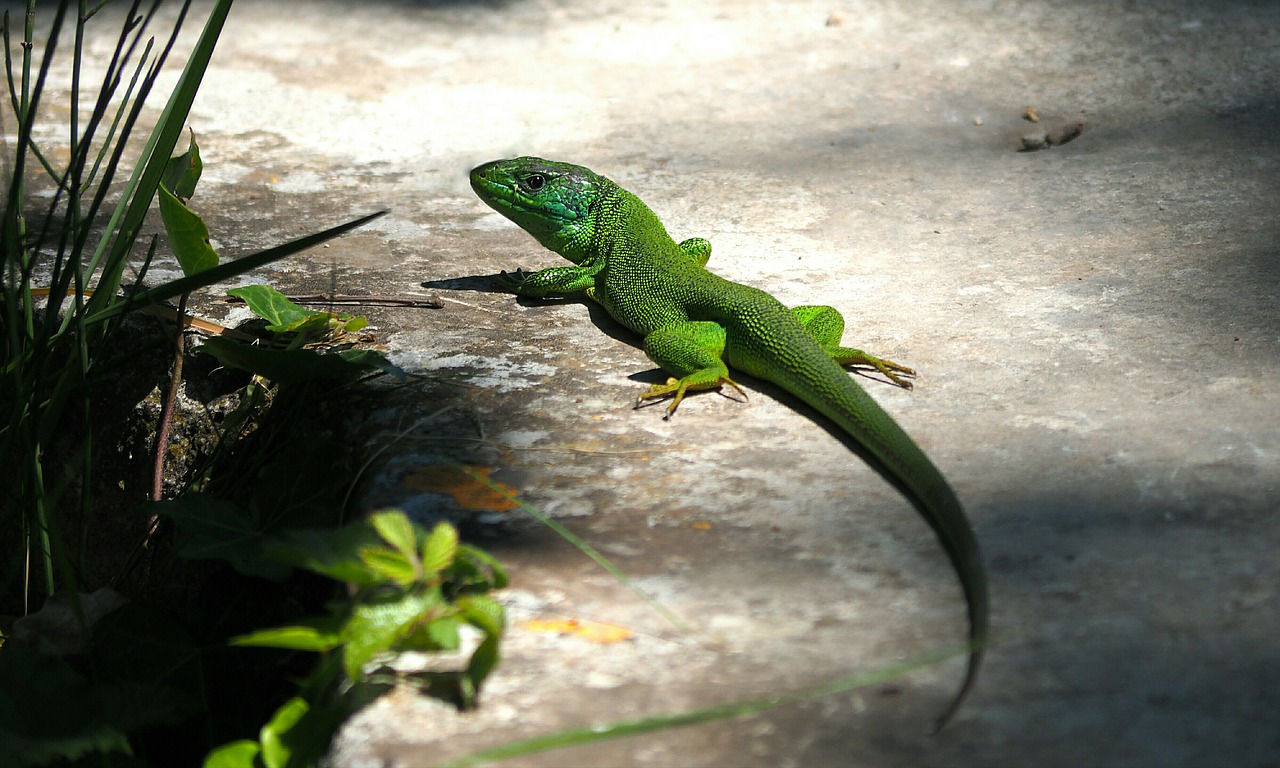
[435,644,970,768]
[83,0,226,325]
[85,210,388,325]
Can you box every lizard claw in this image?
[873,359,916,390]
[495,268,532,293]
[634,375,748,419]
[838,351,916,390]
[716,377,749,404]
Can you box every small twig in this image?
[225,293,443,309]
[431,294,502,314]
[142,304,257,340]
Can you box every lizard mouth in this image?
[470,162,580,224]
[468,164,518,205]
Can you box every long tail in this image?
[765,343,989,728]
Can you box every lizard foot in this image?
[635,375,748,420]
[495,268,533,293]
[867,357,916,390]
[835,351,916,390]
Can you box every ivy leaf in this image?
[198,337,399,384]
[155,496,288,580]
[263,525,384,587]
[0,648,130,766]
[450,544,510,591]
[401,615,460,652]
[158,183,218,276]
[334,348,406,379]
[162,130,203,200]
[227,284,329,334]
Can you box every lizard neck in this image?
[590,188,683,263]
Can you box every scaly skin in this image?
[470,157,987,727]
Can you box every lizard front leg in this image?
[791,305,916,389]
[497,265,598,299]
[636,320,747,419]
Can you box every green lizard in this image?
[469,156,987,726]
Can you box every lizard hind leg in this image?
[791,305,917,389]
[637,320,746,419]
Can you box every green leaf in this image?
[452,544,510,591]
[401,614,461,652]
[284,313,334,335]
[262,525,385,587]
[84,0,237,316]
[162,130,203,200]
[155,496,256,557]
[248,437,353,532]
[335,348,406,379]
[227,285,329,334]
[357,546,418,588]
[202,740,261,768]
[231,616,345,652]
[260,694,339,768]
[198,337,399,384]
[370,510,418,561]
[91,602,200,690]
[457,595,505,638]
[259,697,308,768]
[421,522,459,577]
[155,496,288,580]
[425,616,462,650]
[159,182,219,276]
[462,634,501,705]
[340,591,437,680]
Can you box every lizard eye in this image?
[522,174,547,192]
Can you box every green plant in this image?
[196,510,508,768]
[0,0,382,611]
[2,5,945,766]
[0,2,396,764]
[198,283,401,386]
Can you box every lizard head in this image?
[470,157,614,263]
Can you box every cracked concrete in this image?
[12,0,1280,765]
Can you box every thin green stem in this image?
[151,293,189,502]
[32,440,53,600]
[435,644,970,768]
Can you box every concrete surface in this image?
[17,0,1280,765]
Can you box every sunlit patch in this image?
[401,464,518,511]
[520,618,634,643]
